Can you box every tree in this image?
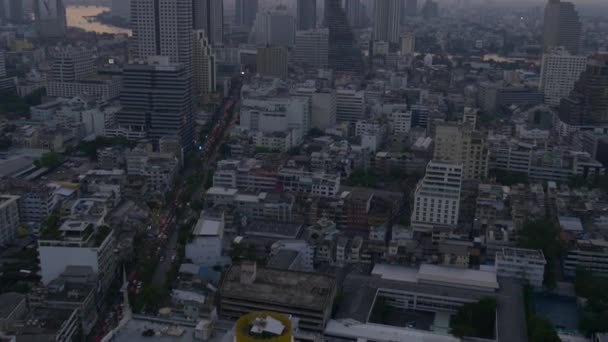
[528,316,560,342]
[575,269,608,335]
[450,298,497,339]
[518,218,561,289]
[38,151,64,169]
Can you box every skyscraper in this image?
[256,46,288,78]
[421,0,438,19]
[117,57,195,149]
[294,28,329,68]
[411,161,463,232]
[344,0,363,29]
[297,0,316,30]
[193,30,216,98]
[543,0,581,54]
[33,0,67,38]
[400,32,415,55]
[404,0,417,17]
[539,47,587,106]
[559,54,608,126]
[111,0,130,20]
[235,0,258,28]
[325,0,363,72]
[131,0,193,70]
[254,10,296,47]
[2,0,24,23]
[373,0,401,44]
[193,0,223,46]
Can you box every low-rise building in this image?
[185,212,225,267]
[495,247,546,287]
[564,239,608,277]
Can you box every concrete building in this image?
[33,0,66,38]
[38,225,117,292]
[193,30,217,98]
[116,57,194,149]
[344,0,364,28]
[373,0,401,44]
[543,0,581,54]
[411,161,462,232]
[495,247,546,287]
[240,97,310,142]
[564,239,608,277]
[193,0,223,46]
[0,195,20,246]
[1,0,24,23]
[540,48,587,106]
[254,10,296,47]
[125,144,179,194]
[336,89,365,123]
[294,28,329,68]
[131,0,193,69]
[325,0,364,72]
[185,212,225,267]
[111,0,129,19]
[400,32,415,55]
[292,86,337,130]
[235,0,258,28]
[256,46,288,78]
[404,0,418,17]
[478,82,544,113]
[1,181,55,227]
[220,262,337,331]
[297,0,316,30]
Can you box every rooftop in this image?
[497,247,546,262]
[243,220,303,240]
[325,319,460,342]
[193,218,223,237]
[221,264,336,310]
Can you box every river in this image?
[66,5,131,35]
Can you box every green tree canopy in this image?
[450,298,497,338]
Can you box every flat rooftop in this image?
[108,317,232,342]
[193,218,223,236]
[243,220,303,239]
[325,319,460,342]
[497,247,546,262]
[221,264,336,311]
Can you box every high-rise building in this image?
[559,54,608,126]
[131,0,193,70]
[235,0,258,28]
[373,0,401,44]
[1,0,24,23]
[325,0,364,72]
[193,30,216,98]
[421,0,438,19]
[543,0,581,54]
[411,161,463,232]
[400,32,415,55]
[0,50,6,78]
[0,195,20,247]
[294,28,329,68]
[344,0,363,29]
[33,0,67,38]
[193,0,224,46]
[256,46,288,78]
[336,89,365,123]
[254,10,296,47]
[117,57,195,149]
[111,0,130,19]
[404,0,417,17]
[297,0,316,30]
[539,48,587,106]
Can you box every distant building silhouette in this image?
[543,0,581,54]
[324,0,364,72]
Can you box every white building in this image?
[411,161,463,232]
[564,239,608,277]
[539,48,587,106]
[495,247,546,287]
[240,97,310,143]
[185,212,224,267]
[389,110,412,134]
[193,30,217,97]
[292,86,336,130]
[294,28,329,68]
[254,131,295,152]
[0,195,20,246]
[38,225,117,291]
[336,89,365,123]
[254,10,296,47]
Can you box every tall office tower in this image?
[256,46,288,78]
[297,0,316,30]
[539,48,587,106]
[235,0,258,28]
[400,32,415,55]
[543,0,581,54]
[421,0,438,19]
[1,0,23,23]
[344,0,363,28]
[0,51,6,78]
[559,54,608,126]
[325,0,364,72]
[131,0,193,70]
[193,30,216,98]
[117,57,194,149]
[111,0,130,20]
[33,0,67,38]
[411,161,463,232]
[193,0,224,46]
[254,10,296,47]
[294,28,329,68]
[373,0,401,44]
[404,0,417,17]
